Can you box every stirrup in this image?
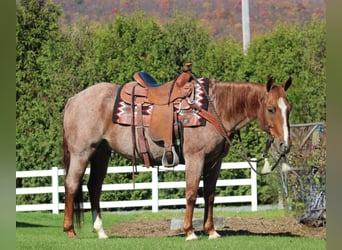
[162,146,179,168]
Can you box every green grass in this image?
[16,210,326,250]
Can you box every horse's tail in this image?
[62,128,70,174]
[62,128,84,228]
[74,185,84,228]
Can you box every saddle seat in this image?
[133,71,159,87]
[132,71,193,105]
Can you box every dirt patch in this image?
[106,216,326,239]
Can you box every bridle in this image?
[188,70,288,176]
[235,129,287,175]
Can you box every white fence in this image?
[16,162,257,214]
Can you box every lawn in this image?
[16,210,326,250]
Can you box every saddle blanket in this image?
[112,78,209,127]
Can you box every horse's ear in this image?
[266,76,274,92]
[283,77,292,91]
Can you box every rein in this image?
[236,130,285,171]
[188,71,285,175]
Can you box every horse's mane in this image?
[209,79,266,131]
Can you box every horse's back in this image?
[63,82,119,147]
[65,82,117,105]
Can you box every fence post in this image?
[250,160,258,211]
[151,167,159,212]
[52,167,59,214]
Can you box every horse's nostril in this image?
[279,142,290,153]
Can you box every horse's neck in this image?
[211,81,266,132]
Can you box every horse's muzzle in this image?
[278,141,291,155]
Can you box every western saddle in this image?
[113,63,227,168]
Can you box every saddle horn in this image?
[182,62,192,72]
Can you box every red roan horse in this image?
[62,75,292,240]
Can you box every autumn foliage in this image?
[54,0,325,39]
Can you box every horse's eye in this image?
[267,107,275,114]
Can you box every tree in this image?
[240,20,326,123]
[91,13,169,84]
[196,38,244,81]
[16,0,62,171]
[16,0,62,205]
[163,14,212,72]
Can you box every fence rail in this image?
[16,162,257,214]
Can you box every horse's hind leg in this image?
[88,142,110,239]
[203,160,222,239]
[64,155,89,238]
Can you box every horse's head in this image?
[261,77,292,155]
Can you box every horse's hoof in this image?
[67,231,78,239]
[98,231,109,239]
[186,232,198,241]
[208,231,221,240]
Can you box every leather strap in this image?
[173,110,183,162]
[136,103,152,168]
[131,85,137,168]
[188,102,231,138]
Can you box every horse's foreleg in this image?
[203,160,222,240]
[63,156,88,238]
[88,145,110,239]
[184,188,199,240]
[183,163,202,241]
